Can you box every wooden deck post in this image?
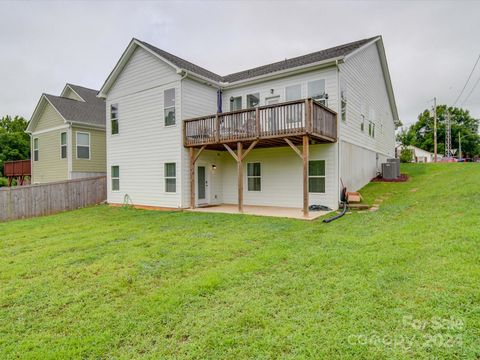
[189,147,195,209]
[237,142,243,213]
[303,135,309,217]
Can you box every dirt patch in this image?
[371,174,409,183]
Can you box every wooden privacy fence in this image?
[0,176,106,222]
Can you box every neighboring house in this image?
[98,36,399,215]
[395,144,439,163]
[26,84,106,183]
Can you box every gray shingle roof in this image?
[137,36,378,84]
[45,86,105,127]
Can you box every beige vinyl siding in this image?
[34,102,65,131]
[31,129,68,183]
[71,126,106,173]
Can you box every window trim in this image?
[164,162,177,194]
[164,88,176,127]
[230,96,242,111]
[246,93,260,109]
[308,159,326,194]
[111,165,120,192]
[246,162,262,192]
[285,84,302,101]
[110,103,119,135]
[33,137,39,162]
[76,131,91,160]
[60,132,67,159]
[307,79,327,105]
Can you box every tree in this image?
[401,105,480,158]
[399,148,414,163]
[0,116,30,177]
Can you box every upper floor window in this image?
[164,162,176,193]
[360,100,366,131]
[308,79,327,105]
[164,88,175,126]
[340,77,347,122]
[33,138,39,161]
[247,162,261,191]
[230,96,242,111]
[246,93,260,108]
[60,132,67,159]
[286,84,302,101]
[111,104,119,135]
[76,132,90,159]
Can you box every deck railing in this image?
[184,99,337,147]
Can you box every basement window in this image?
[247,162,261,191]
[76,132,90,159]
[308,160,326,193]
[164,163,176,193]
[111,104,119,135]
[60,132,67,159]
[33,138,39,161]
[164,88,176,126]
[111,166,120,191]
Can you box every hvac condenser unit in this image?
[382,162,397,180]
[387,158,400,178]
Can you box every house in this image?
[26,84,106,183]
[395,144,438,163]
[98,36,399,216]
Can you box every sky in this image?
[1,0,480,127]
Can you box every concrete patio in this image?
[187,204,329,220]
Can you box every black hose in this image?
[323,201,348,223]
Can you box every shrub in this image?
[400,148,414,163]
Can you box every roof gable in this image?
[99,36,381,97]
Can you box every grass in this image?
[0,163,479,359]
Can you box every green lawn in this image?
[1,164,479,359]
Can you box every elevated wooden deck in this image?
[183,98,337,149]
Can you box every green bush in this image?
[400,148,414,163]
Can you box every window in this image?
[368,121,376,137]
[164,163,176,192]
[247,162,261,191]
[111,166,120,191]
[76,132,90,159]
[60,132,67,159]
[246,93,260,108]
[111,104,119,135]
[308,160,326,193]
[164,88,175,126]
[286,84,302,101]
[360,100,366,131]
[308,79,327,105]
[230,96,242,111]
[33,138,39,161]
[340,77,347,122]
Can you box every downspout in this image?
[336,59,342,209]
[179,70,188,208]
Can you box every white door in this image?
[197,165,209,206]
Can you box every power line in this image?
[453,53,480,106]
[461,75,480,107]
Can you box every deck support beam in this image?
[302,135,309,217]
[189,145,206,209]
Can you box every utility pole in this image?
[445,108,452,158]
[458,133,462,161]
[433,97,437,162]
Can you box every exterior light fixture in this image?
[212,164,217,170]
[270,89,274,94]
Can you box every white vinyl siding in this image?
[106,46,183,208]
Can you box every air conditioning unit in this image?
[387,158,400,178]
[382,162,397,180]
